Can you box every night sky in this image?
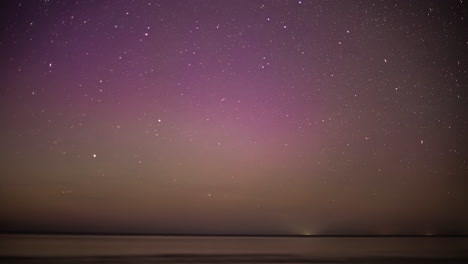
[0,0,467,235]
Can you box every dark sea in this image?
[0,235,467,263]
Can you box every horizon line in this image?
[1,232,467,237]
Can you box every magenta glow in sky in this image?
[0,0,467,235]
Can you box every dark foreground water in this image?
[0,235,467,263]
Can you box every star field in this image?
[0,0,467,235]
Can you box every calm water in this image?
[0,235,467,263]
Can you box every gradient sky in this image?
[0,0,467,235]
